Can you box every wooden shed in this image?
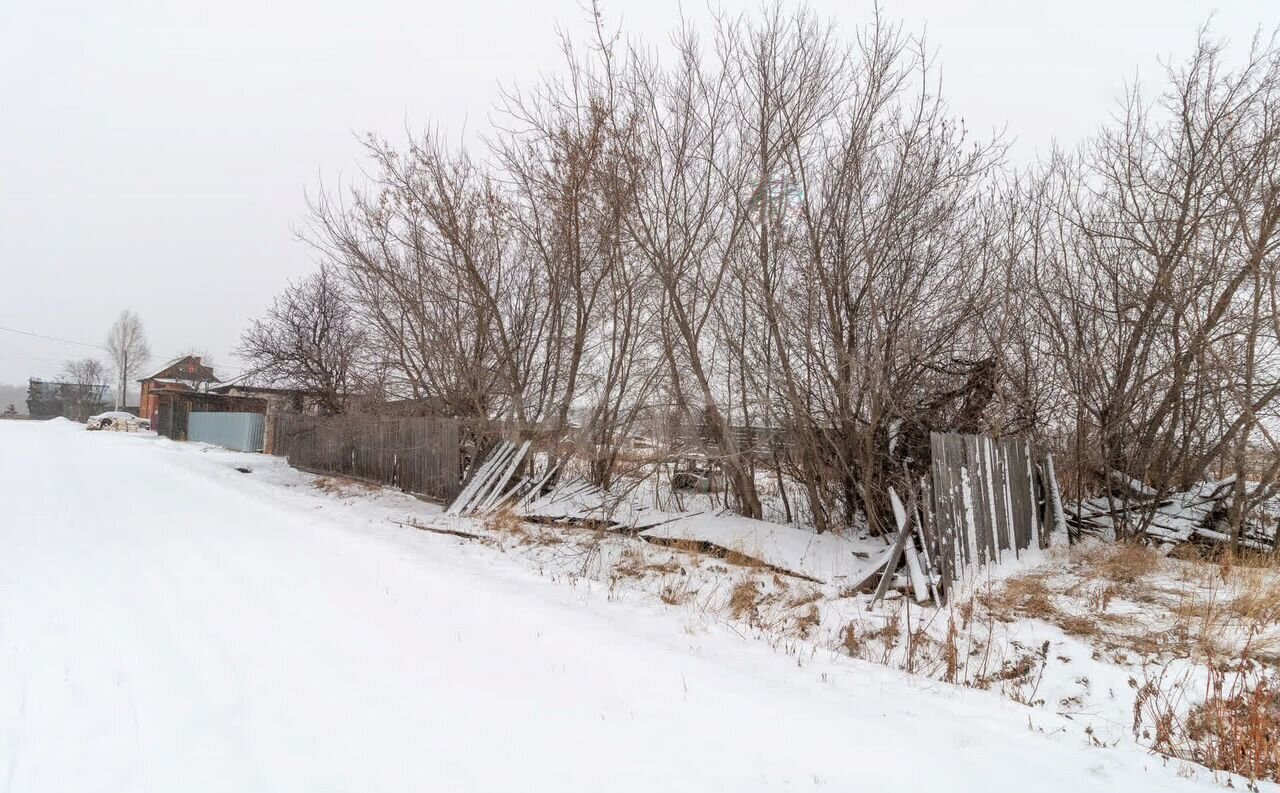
[152,391,267,442]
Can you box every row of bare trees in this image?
[243,5,1280,537]
[1014,31,1280,538]
[53,311,150,416]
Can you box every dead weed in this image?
[729,579,762,623]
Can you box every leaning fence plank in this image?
[899,488,929,603]
[515,463,559,512]
[964,434,981,565]
[869,487,920,608]
[957,434,976,568]
[462,441,517,514]
[942,434,961,576]
[447,441,511,515]
[940,433,960,570]
[1044,452,1069,545]
[1017,440,1031,551]
[913,503,943,607]
[980,436,1000,564]
[959,467,977,569]
[920,471,951,599]
[478,440,530,513]
[925,438,948,587]
[936,432,954,572]
[991,437,1010,554]
[999,440,1020,557]
[485,476,530,514]
[1025,440,1043,550]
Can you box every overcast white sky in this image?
[1,0,1275,388]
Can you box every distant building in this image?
[26,378,110,421]
[138,356,219,421]
[209,380,320,415]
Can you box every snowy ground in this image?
[0,420,1246,791]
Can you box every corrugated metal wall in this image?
[188,412,266,452]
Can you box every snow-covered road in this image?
[0,421,1213,791]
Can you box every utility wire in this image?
[0,325,107,350]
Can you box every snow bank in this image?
[0,421,1214,792]
[640,513,885,584]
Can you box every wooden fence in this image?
[920,432,1049,587]
[269,415,462,503]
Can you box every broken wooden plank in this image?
[1044,452,1069,544]
[869,487,916,609]
[446,441,512,515]
[514,463,559,512]
[458,441,520,515]
[477,440,530,513]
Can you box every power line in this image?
[0,325,107,350]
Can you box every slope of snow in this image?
[639,512,887,584]
[0,422,1222,791]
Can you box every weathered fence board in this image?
[269,415,462,503]
[920,432,1050,593]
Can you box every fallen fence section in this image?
[447,443,885,585]
[1064,475,1278,551]
[270,415,461,503]
[449,434,1061,596]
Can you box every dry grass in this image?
[982,543,1280,662]
[483,508,527,537]
[943,618,959,683]
[839,619,901,660]
[1083,582,1122,612]
[839,622,862,657]
[1136,659,1280,785]
[724,548,766,569]
[1058,614,1101,638]
[788,589,822,609]
[312,476,379,495]
[1094,545,1280,783]
[524,528,566,547]
[659,579,695,606]
[728,579,762,622]
[965,540,1280,783]
[987,572,1059,621]
[614,547,684,580]
[1228,574,1280,625]
[671,538,704,555]
[792,604,821,639]
[1074,541,1161,585]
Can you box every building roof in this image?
[140,355,218,383]
[211,382,312,396]
[140,358,184,381]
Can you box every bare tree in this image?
[105,310,150,410]
[271,4,1280,542]
[240,267,365,414]
[1019,29,1280,542]
[60,357,110,418]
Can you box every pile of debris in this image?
[1063,473,1279,552]
[446,440,679,532]
[444,440,888,586]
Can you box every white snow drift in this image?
[0,421,1221,791]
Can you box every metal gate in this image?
[188,412,266,452]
